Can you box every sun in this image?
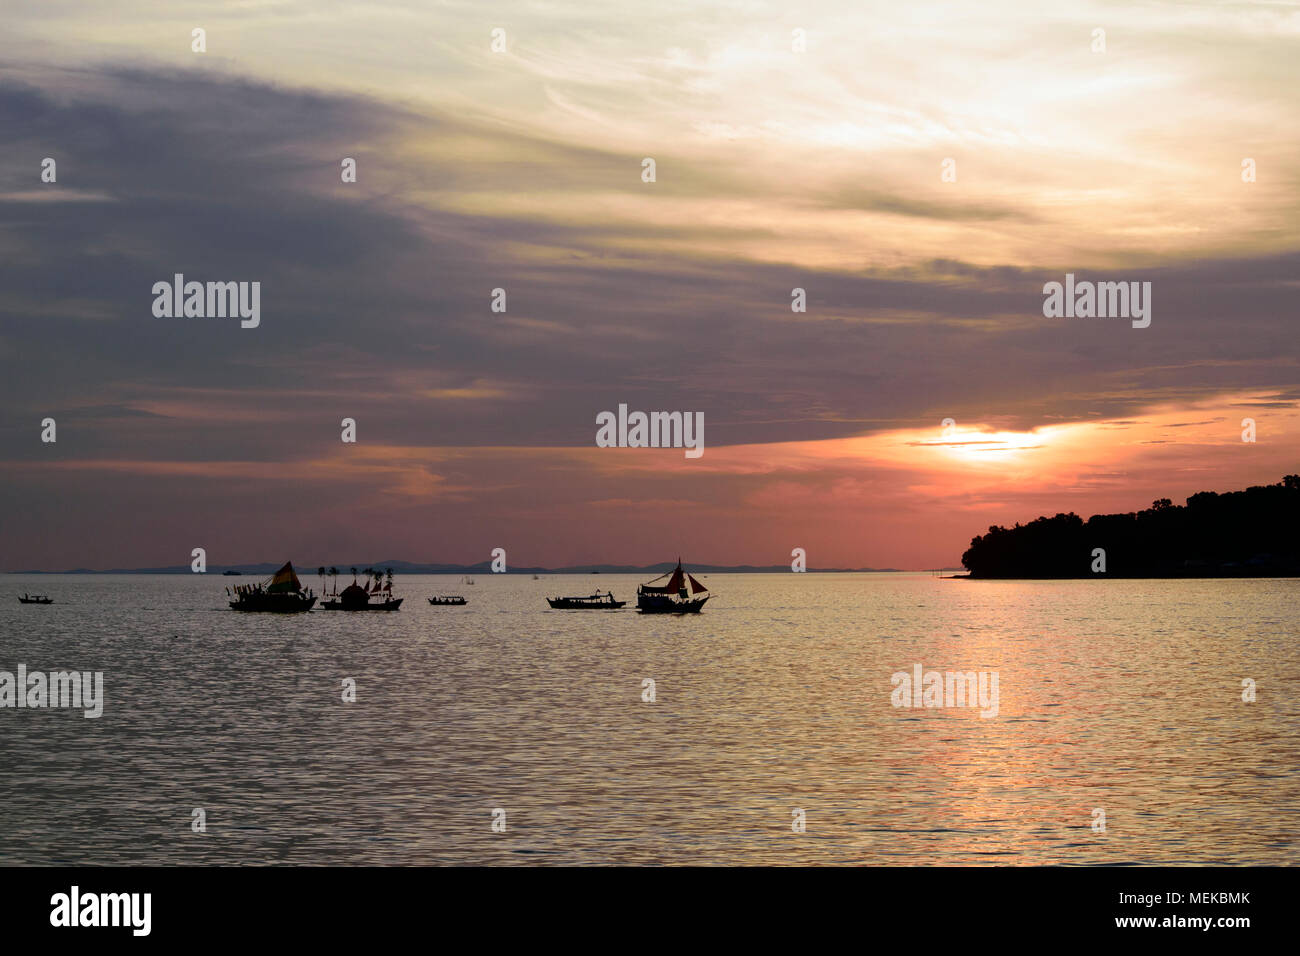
[918,427,1050,465]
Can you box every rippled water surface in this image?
[1,572,1295,865]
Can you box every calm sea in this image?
[0,572,1295,865]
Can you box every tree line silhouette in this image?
[961,475,1300,577]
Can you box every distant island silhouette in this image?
[962,475,1300,578]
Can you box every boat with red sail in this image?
[636,559,710,613]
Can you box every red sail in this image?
[641,566,684,594]
[688,574,708,594]
[642,564,695,594]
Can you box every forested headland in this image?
[961,475,1300,578]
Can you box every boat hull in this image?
[547,597,626,609]
[428,597,467,605]
[321,597,403,611]
[18,598,53,605]
[229,595,317,613]
[636,594,708,614]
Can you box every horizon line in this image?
[2,560,963,575]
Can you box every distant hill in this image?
[962,475,1300,578]
[7,560,929,575]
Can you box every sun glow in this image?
[914,427,1053,465]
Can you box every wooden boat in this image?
[18,594,53,605]
[321,568,402,611]
[547,590,625,609]
[637,560,710,613]
[428,594,467,606]
[228,562,317,612]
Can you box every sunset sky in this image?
[1,1,1297,570]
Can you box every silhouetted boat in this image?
[428,594,467,606]
[547,590,625,609]
[228,562,317,612]
[637,559,709,613]
[222,570,242,576]
[18,594,53,605]
[322,567,402,611]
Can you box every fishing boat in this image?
[637,559,710,613]
[18,593,53,605]
[547,590,625,609]
[228,562,317,612]
[428,594,467,606]
[321,567,402,611]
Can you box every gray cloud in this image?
[1,64,1298,474]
